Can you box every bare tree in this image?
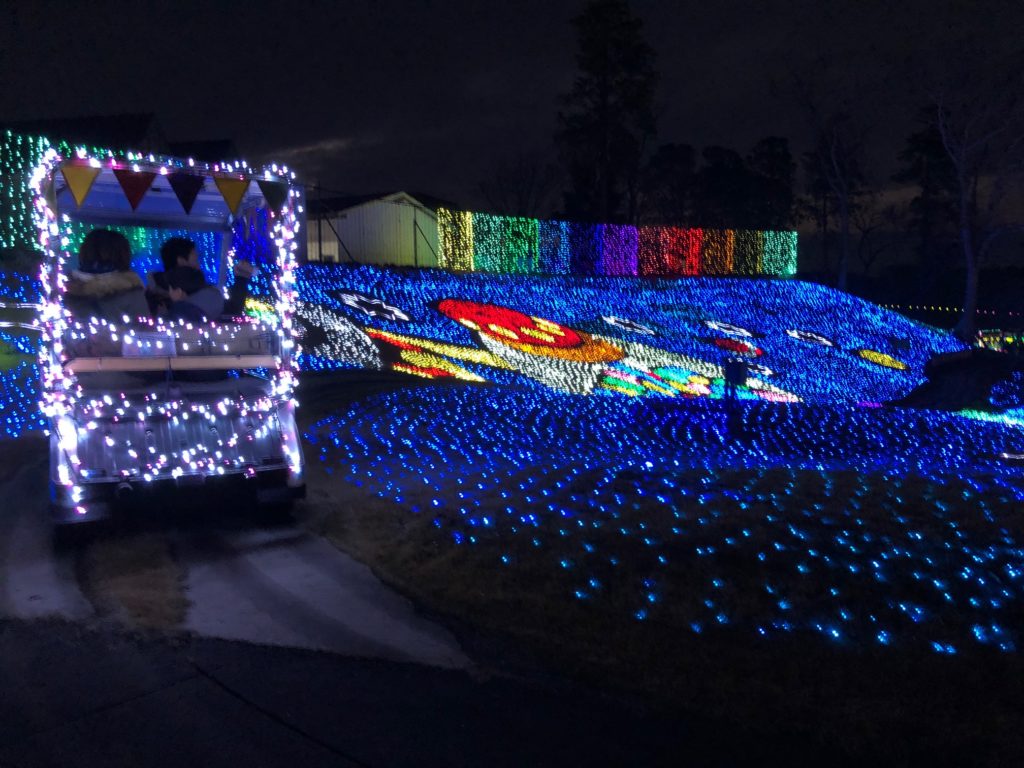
[929,46,1024,340]
[791,62,869,292]
[851,193,904,277]
[477,151,561,218]
[797,151,835,276]
[806,113,864,292]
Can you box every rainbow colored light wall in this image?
[436,208,797,278]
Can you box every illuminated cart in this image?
[32,148,305,523]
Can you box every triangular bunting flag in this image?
[214,176,250,216]
[60,165,101,208]
[168,173,205,214]
[113,169,156,211]
[256,180,289,212]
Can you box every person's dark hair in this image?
[78,229,132,274]
[160,237,196,272]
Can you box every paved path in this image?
[177,525,469,668]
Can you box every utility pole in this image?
[413,207,419,268]
[316,179,323,262]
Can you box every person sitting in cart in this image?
[147,237,254,322]
[65,229,150,322]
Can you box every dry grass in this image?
[80,533,189,630]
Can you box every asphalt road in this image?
[0,618,722,768]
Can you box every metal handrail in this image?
[413,218,437,267]
[66,354,279,373]
[321,217,356,262]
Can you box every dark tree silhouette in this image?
[556,0,658,224]
[798,149,837,275]
[745,136,796,230]
[478,151,560,218]
[641,142,696,224]
[688,139,794,230]
[692,146,749,228]
[926,46,1024,340]
[892,109,958,288]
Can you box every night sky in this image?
[2,0,1020,208]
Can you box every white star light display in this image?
[603,315,656,335]
[339,293,410,322]
[786,329,835,346]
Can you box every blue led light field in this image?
[307,387,1024,653]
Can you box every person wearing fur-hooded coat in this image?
[63,229,149,322]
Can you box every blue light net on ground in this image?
[307,387,1024,653]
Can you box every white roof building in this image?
[306,191,442,268]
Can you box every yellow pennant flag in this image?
[214,176,250,216]
[60,165,101,208]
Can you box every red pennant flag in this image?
[113,169,156,211]
[168,173,205,214]
[256,180,289,212]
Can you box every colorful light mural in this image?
[4,251,1024,655]
[436,208,798,278]
[294,263,969,405]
